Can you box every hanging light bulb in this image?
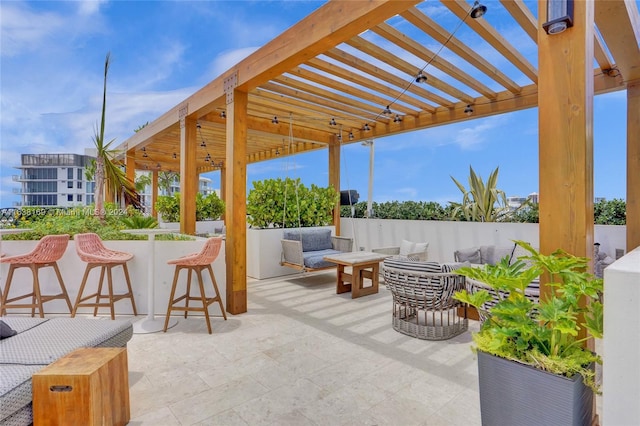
[394,114,403,123]
[348,132,354,140]
[156,163,161,169]
[275,149,280,156]
[337,134,342,141]
[196,122,201,129]
[415,71,428,83]
[470,1,487,19]
[220,111,226,119]
[329,118,337,126]
[382,105,392,115]
[200,140,206,148]
[173,152,177,159]
[464,104,474,116]
[363,123,371,131]
[272,116,279,124]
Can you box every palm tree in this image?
[449,166,511,222]
[92,52,138,220]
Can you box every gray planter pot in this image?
[477,351,593,426]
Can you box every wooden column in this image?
[151,170,158,218]
[219,165,226,221]
[179,115,197,235]
[328,142,341,235]
[538,0,594,272]
[225,85,248,314]
[126,150,135,208]
[627,81,640,252]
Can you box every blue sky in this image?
[0,1,632,208]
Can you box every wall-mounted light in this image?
[543,0,573,35]
[464,105,474,116]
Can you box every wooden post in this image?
[126,149,135,208]
[538,0,594,270]
[151,170,158,218]
[179,115,197,235]
[627,81,640,252]
[219,165,226,222]
[225,84,248,314]
[328,142,341,235]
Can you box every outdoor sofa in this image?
[0,317,133,426]
[281,228,353,271]
[454,244,540,321]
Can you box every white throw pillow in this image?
[399,239,415,256]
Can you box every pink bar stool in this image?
[72,233,138,320]
[165,237,227,334]
[0,234,73,317]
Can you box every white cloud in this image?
[77,0,107,16]
[207,47,260,80]
[0,3,66,57]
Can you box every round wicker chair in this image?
[382,259,468,340]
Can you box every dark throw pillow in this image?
[0,320,18,339]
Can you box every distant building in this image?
[137,173,219,212]
[12,153,96,207]
[506,192,539,210]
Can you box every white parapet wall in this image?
[0,238,226,317]
[603,246,640,426]
[340,218,626,263]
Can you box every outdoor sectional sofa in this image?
[0,317,133,426]
[454,244,540,321]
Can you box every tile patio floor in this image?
[125,271,482,426]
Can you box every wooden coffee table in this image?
[323,251,390,298]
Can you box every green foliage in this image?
[449,166,511,222]
[155,192,225,222]
[454,241,603,392]
[195,192,225,221]
[135,172,152,192]
[2,204,192,241]
[507,202,539,223]
[340,201,447,220]
[246,178,338,228]
[120,215,158,229]
[594,198,626,225]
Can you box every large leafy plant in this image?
[246,178,338,228]
[449,166,512,222]
[454,241,603,391]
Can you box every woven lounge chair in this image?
[382,258,468,340]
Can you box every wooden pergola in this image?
[115,0,640,315]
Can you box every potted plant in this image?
[454,240,603,426]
